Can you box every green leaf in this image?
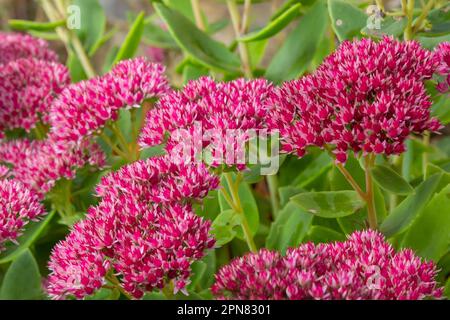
[0,210,56,264]
[88,27,118,56]
[328,0,367,41]
[278,186,303,207]
[265,0,328,83]
[380,173,442,238]
[139,145,166,160]
[432,93,450,125]
[182,63,209,84]
[371,164,414,195]
[445,279,450,299]
[330,154,365,190]
[247,40,268,69]
[154,3,240,73]
[417,34,450,49]
[113,12,145,64]
[67,53,87,82]
[73,0,106,52]
[337,184,386,234]
[28,30,60,41]
[303,226,346,244]
[164,0,196,21]
[211,209,241,247]
[0,250,42,299]
[9,19,66,31]
[143,20,178,49]
[218,174,260,238]
[239,3,301,42]
[266,201,313,253]
[421,5,450,36]
[291,191,364,218]
[361,17,407,38]
[292,152,332,187]
[401,184,450,262]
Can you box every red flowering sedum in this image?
[435,42,450,93]
[0,139,105,197]
[0,32,58,65]
[139,77,275,168]
[269,37,442,163]
[0,58,70,133]
[49,58,169,149]
[47,156,218,299]
[0,179,46,251]
[212,230,443,300]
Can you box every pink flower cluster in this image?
[0,139,105,197]
[0,32,58,65]
[269,37,443,163]
[212,230,443,300]
[0,179,46,251]
[435,42,450,93]
[49,58,169,149]
[139,77,274,168]
[47,156,218,299]
[0,58,70,133]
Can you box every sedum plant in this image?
[0,0,449,300]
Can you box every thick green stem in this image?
[100,132,133,162]
[375,0,385,12]
[422,131,430,179]
[226,0,253,78]
[105,274,133,300]
[191,0,206,31]
[42,0,96,78]
[224,172,257,252]
[364,156,378,229]
[335,156,378,229]
[413,0,436,33]
[267,174,280,219]
[336,163,366,200]
[404,0,415,40]
[241,0,252,34]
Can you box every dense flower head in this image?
[212,230,443,300]
[0,58,70,133]
[95,156,219,203]
[0,138,105,197]
[47,219,110,299]
[0,32,58,65]
[435,42,450,93]
[269,37,442,163]
[49,58,169,148]
[139,77,275,168]
[0,179,46,251]
[47,156,218,299]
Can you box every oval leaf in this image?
[291,191,364,218]
[401,184,450,262]
[211,209,241,247]
[328,0,367,41]
[0,250,42,299]
[371,164,414,195]
[265,0,328,83]
[154,3,240,73]
[218,174,260,238]
[266,201,313,253]
[380,173,442,238]
[239,3,301,42]
[303,226,346,244]
[73,0,106,52]
[0,210,56,264]
[113,12,145,64]
[9,19,66,31]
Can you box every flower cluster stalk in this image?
[222,172,257,252]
